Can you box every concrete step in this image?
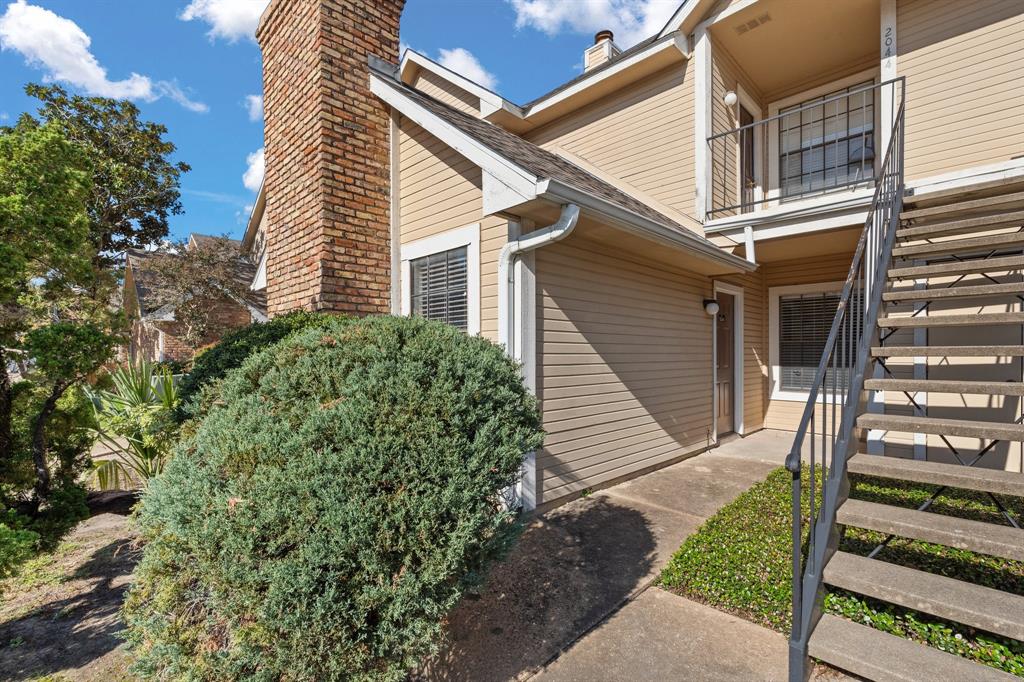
[905,176,1024,209]
[808,614,1018,681]
[863,377,1024,396]
[882,282,1024,302]
[877,312,1024,329]
[837,498,1024,561]
[901,191,1024,223]
[872,345,1024,357]
[893,231,1024,259]
[846,452,1024,497]
[856,413,1024,441]
[824,551,1024,641]
[897,210,1024,240]
[888,255,1024,279]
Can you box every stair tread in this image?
[863,377,1024,395]
[878,312,1024,328]
[897,209,1024,240]
[837,498,1024,561]
[888,255,1024,279]
[883,282,1024,302]
[808,614,1019,681]
[900,190,1024,221]
[846,452,1024,497]
[824,551,1024,641]
[872,345,1024,357]
[905,177,1024,208]
[893,230,1024,258]
[857,413,1024,441]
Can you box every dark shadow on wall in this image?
[417,496,657,681]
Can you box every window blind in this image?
[779,81,875,199]
[778,291,863,392]
[410,246,469,331]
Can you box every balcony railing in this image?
[706,78,905,218]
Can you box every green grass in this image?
[659,466,1024,675]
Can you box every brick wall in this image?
[257,0,404,317]
[130,298,254,364]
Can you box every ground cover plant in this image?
[123,315,544,681]
[660,466,1024,675]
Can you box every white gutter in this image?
[498,203,580,512]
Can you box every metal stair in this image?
[789,171,1024,681]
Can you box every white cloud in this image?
[243,146,264,192]
[156,80,209,113]
[244,93,263,121]
[180,0,270,43]
[437,47,498,91]
[0,0,208,111]
[0,111,8,121]
[508,0,680,48]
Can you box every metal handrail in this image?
[707,78,901,217]
[786,77,906,681]
[707,77,904,142]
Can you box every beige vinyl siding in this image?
[399,117,482,241]
[408,68,480,115]
[717,268,767,433]
[535,235,714,507]
[525,65,699,224]
[762,251,855,431]
[898,0,1024,180]
[399,117,507,342]
[708,39,763,217]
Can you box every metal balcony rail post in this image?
[784,77,905,681]
[707,78,901,218]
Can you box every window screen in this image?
[779,81,874,200]
[410,246,469,331]
[778,292,863,392]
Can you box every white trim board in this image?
[399,223,482,335]
[713,281,745,437]
[768,281,847,403]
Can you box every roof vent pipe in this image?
[584,30,620,72]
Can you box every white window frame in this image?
[400,223,481,335]
[766,67,881,208]
[768,280,846,402]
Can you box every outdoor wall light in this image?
[723,90,738,107]
[703,299,720,316]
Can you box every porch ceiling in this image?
[710,0,880,100]
[755,226,861,263]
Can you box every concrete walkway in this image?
[426,429,831,681]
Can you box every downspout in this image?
[498,203,580,512]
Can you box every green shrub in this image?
[660,467,1024,675]
[175,310,339,418]
[123,315,544,681]
[0,512,40,583]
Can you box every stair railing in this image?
[786,77,905,681]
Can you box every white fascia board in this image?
[538,179,756,273]
[370,73,538,207]
[523,35,689,119]
[400,50,522,118]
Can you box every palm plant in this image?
[84,361,180,489]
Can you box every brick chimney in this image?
[257,0,405,316]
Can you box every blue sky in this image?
[0,0,680,241]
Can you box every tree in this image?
[143,237,256,350]
[19,84,191,263]
[0,122,94,473]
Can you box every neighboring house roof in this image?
[370,58,754,274]
[124,234,268,323]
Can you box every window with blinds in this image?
[778,292,863,392]
[779,80,875,200]
[410,246,469,331]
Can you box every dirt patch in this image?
[0,513,139,681]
